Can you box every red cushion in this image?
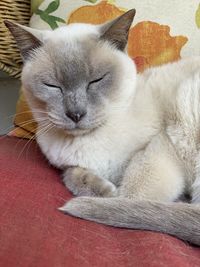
[0,136,200,267]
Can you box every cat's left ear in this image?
[100,9,136,51]
[4,20,50,61]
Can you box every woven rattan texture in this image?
[0,0,31,78]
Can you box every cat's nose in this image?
[66,111,86,123]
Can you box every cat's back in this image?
[139,56,200,125]
[151,57,200,181]
[139,56,200,98]
[138,56,200,182]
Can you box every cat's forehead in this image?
[41,23,101,72]
[29,23,119,86]
[39,33,113,85]
[44,39,95,82]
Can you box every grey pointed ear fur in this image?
[100,9,136,51]
[4,20,42,61]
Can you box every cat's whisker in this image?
[49,121,64,128]
[0,125,17,136]
[48,117,62,124]
[0,118,38,134]
[35,124,56,147]
[17,122,51,160]
[6,110,49,120]
[20,135,36,160]
[0,121,36,137]
[23,123,55,159]
[0,118,46,136]
[48,113,61,120]
[12,132,36,158]
[17,118,46,126]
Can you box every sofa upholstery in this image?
[0,136,200,267]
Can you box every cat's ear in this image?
[4,20,50,61]
[100,9,136,51]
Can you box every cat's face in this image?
[22,30,124,135]
[5,10,136,136]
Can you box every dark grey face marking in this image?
[20,37,119,135]
[6,10,136,135]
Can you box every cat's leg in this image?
[63,166,117,197]
[119,133,186,202]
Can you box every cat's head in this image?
[5,10,137,136]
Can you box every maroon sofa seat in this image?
[0,136,200,267]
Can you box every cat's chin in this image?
[51,120,106,137]
[54,124,99,136]
[64,128,93,137]
[62,122,106,136]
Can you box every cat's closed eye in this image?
[87,73,109,91]
[44,83,63,93]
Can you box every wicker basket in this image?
[0,0,31,78]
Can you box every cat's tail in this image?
[60,197,200,245]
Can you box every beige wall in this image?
[0,71,20,134]
[0,71,9,78]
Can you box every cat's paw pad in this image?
[63,167,117,197]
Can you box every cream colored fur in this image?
[6,11,200,245]
[37,56,200,203]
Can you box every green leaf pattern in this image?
[196,3,200,28]
[35,0,65,30]
[83,0,98,3]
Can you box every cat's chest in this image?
[37,128,132,183]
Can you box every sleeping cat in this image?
[5,9,200,245]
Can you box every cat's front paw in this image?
[63,167,117,197]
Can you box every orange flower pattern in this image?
[68,1,124,24]
[68,0,188,72]
[128,22,188,72]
